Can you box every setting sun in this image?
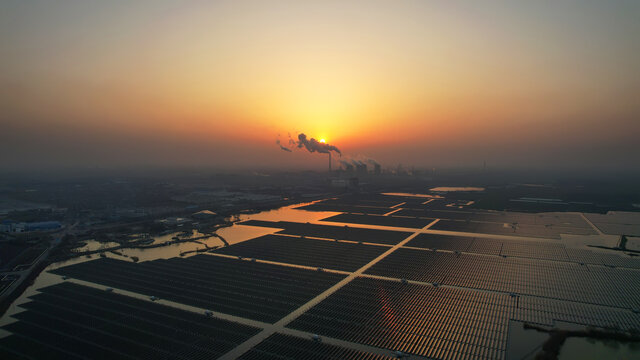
[319,139,326,144]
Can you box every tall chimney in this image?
[329,152,332,172]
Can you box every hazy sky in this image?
[1,1,639,171]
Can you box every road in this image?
[0,222,76,303]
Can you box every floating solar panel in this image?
[296,203,392,215]
[514,295,640,331]
[405,233,640,270]
[319,195,424,207]
[431,219,595,239]
[366,248,640,308]
[321,213,434,229]
[500,240,568,261]
[239,333,394,360]
[0,282,261,359]
[466,237,504,256]
[288,277,516,360]
[213,234,388,271]
[394,208,479,221]
[395,209,593,230]
[240,220,411,245]
[51,255,345,323]
[406,233,474,252]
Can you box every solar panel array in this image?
[365,248,640,308]
[398,209,592,229]
[321,213,434,229]
[406,234,475,252]
[239,220,411,245]
[238,333,393,360]
[431,219,595,239]
[0,282,261,360]
[288,277,515,360]
[409,233,640,269]
[3,194,639,360]
[296,203,392,215]
[514,295,640,331]
[316,206,595,239]
[212,234,388,271]
[318,196,421,207]
[51,255,345,323]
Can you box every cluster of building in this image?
[0,220,61,233]
[339,161,382,176]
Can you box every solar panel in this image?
[51,255,345,323]
[213,234,388,271]
[0,282,261,359]
[240,333,394,360]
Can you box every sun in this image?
[319,138,326,143]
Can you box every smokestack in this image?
[329,152,332,172]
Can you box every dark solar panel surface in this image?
[288,277,515,360]
[51,255,345,323]
[239,333,393,360]
[296,203,392,215]
[397,209,592,228]
[0,282,260,360]
[563,248,640,269]
[213,234,388,271]
[408,234,640,269]
[321,213,434,229]
[514,295,640,331]
[240,220,411,245]
[396,209,494,221]
[365,248,640,308]
[406,233,475,252]
[431,219,595,239]
[319,196,423,207]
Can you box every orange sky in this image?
[1,1,639,170]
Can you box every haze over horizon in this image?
[1,1,639,172]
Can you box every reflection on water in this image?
[239,202,337,223]
[73,240,120,252]
[559,337,640,360]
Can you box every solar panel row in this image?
[288,277,515,360]
[240,220,411,245]
[212,234,388,271]
[431,220,595,239]
[0,282,260,360]
[515,295,640,330]
[51,255,345,323]
[366,248,640,308]
[321,213,434,229]
[409,233,640,269]
[397,209,592,229]
[238,333,393,360]
[296,203,392,215]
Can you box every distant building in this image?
[356,163,367,176]
[25,221,62,231]
[0,220,13,232]
[0,220,61,233]
[342,163,354,173]
[330,178,359,189]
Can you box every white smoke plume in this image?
[296,133,341,155]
